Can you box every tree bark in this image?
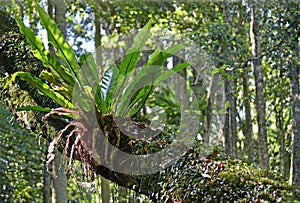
[118,185,127,203]
[54,0,67,37]
[242,67,255,163]
[289,35,300,189]
[101,177,111,203]
[250,4,269,170]
[94,10,102,76]
[277,105,291,180]
[43,142,51,203]
[49,1,68,201]
[52,151,68,203]
[173,56,189,126]
[223,2,237,159]
[224,76,238,159]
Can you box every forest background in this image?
[0,0,299,202]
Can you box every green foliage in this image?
[115,46,190,117]
[0,10,56,115]
[37,4,80,76]
[156,147,300,202]
[16,105,51,112]
[10,3,188,125]
[15,15,75,87]
[146,86,181,125]
[0,9,19,34]
[2,1,299,201]
[0,102,45,202]
[5,72,73,108]
[100,64,119,113]
[10,5,77,109]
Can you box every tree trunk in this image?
[242,67,255,163]
[101,177,111,203]
[54,0,67,37]
[94,10,102,76]
[223,2,237,159]
[43,144,51,203]
[173,56,189,125]
[49,1,68,201]
[118,185,127,203]
[277,105,291,180]
[224,76,238,159]
[250,4,269,170]
[52,151,67,203]
[289,35,300,189]
[48,0,54,54]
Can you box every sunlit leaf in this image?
[15,16,75,87]
[5,72,73,108]
[16,106,52,112]
[36,4,80,76]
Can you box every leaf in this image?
[40,70,61,86]
[218,109,228,114]
[16,106,52,112]
[225,101,230,109]
[161,44,185,59]
[115,65,160,116]
[101,64,119,106]
[155,62,192,85]
[15,16,75,86]
[36,4,80,76]
[113,21,153,114]
[78,53,99,95]
[128,85,154,117]
[119,20,153,76]
[116,44,188,117]
[146,48,163,66]
[72,53,104,112]
[116,49,166,116]
[5,72,73,108]
[94,84,106,114]
[212,67,224,74]
[79,53,98,84]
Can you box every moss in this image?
[0,9,57,131]
[150,146,300,202]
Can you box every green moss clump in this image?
[153,146,300,202]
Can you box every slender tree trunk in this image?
[277,104,290,180]
[250,4,269,170]
[289,36,300,189]
[94,11,102,76]
[223,2,237,159]
[224,80,231,157]
[242,67,254,163]
[118,185,127,203]
[275,62,290,179]
[43,142,51,203]
[173,56,188,126]
[101,177,111,203]
[44,2,55,202]
[48,1,68,202]
[204,96,212,145]
[48,0,54,54]
[43,169,51,203]
[224,76,237,159]
[93,7,111,201]
[54,0,67,37]
[52,151,68,203]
